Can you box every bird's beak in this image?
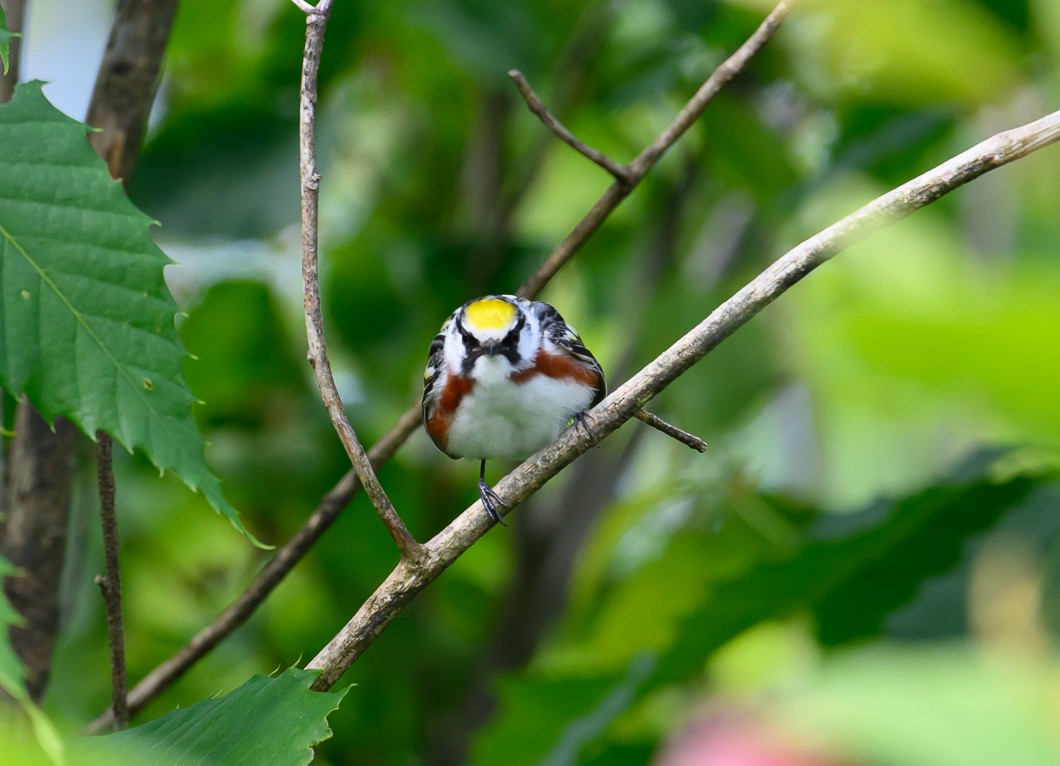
[483,340,500,357]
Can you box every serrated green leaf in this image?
[70,668,349,766]
[0,81,265,547]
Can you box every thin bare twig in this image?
[89,0,791,727]
[508,69,633,184]
[307,109,1060,690]
[634,410,708,452]
[293,0,424,562]
[94,431,128,730]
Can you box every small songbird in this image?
[422,295,606,525]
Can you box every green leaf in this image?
[0,556,65,766]
[70,668,349,766]
[0,6,19,77]
[471,657,654,766]
[0,556,27,700]
[0,81,264,546]
[656,453,1044,682]
[780,646,1060,766]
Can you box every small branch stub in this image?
[635,409,708,452]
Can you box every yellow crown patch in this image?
[465,298,515,331]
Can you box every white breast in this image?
[445,367,595,461]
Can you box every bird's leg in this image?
[478,459,509,526]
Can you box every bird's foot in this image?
[478,478,509,526]
[573,409,596,440]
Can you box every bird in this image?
[422,294,606,526]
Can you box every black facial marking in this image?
[457,308,524,375]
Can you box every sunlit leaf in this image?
[791,0,1022,107]
[781,646,1060,766]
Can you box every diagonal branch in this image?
[306,109,1060,689]
[88,1,791,728]
[292,0,424,562]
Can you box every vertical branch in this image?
[1,403,78,701]
[292,0,424,562]
[85,0,180,180]
[94,432,128,730]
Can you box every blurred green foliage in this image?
[15,0,1060,763]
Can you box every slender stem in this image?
[95,431,128,729]
[294,0,424,562]
[508,69,633,184]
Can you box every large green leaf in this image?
[0,81,261,546]
[70,668,348,766]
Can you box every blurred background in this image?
[17,0,1060,763]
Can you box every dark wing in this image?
[421,322,450,424]
[534,302,606,407]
